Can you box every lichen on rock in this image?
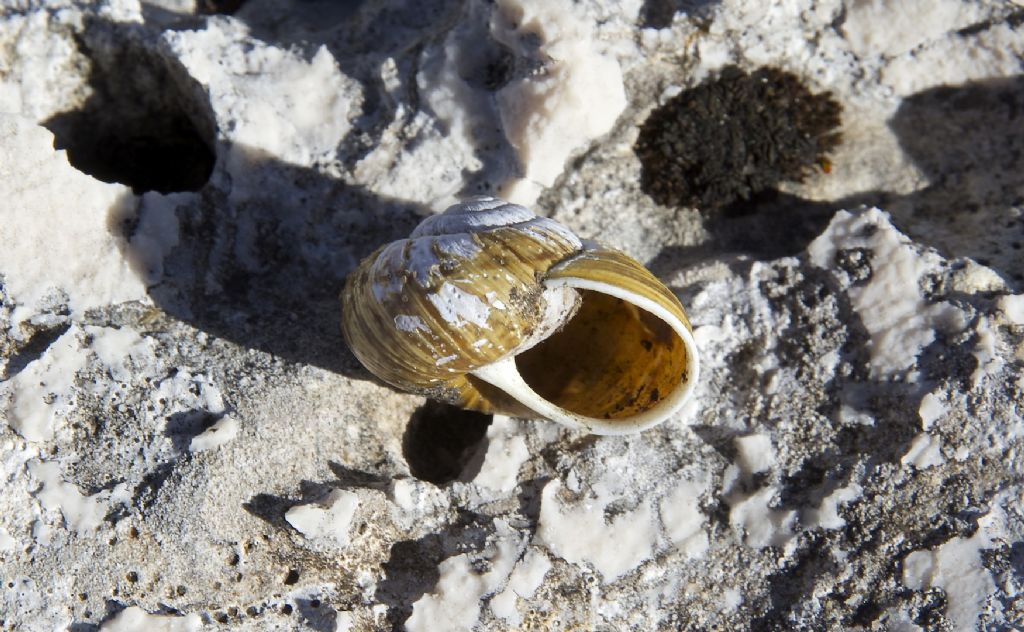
[634,65,842,210]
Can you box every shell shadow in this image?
[402,401,493,486]
[131,146,429,378]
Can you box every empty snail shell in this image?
[341,197,699,435]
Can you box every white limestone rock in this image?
[492,0,627,201]
[841,0,985,58]
[537,478,657,583]
[807,207,965,379]
[4,326,87,442]
[285,489,361,548]
[28,460,109,534]
[0,116,146,327]
[99,606,201,632]
[163,23,360,169]
[1,0,1022,630]
[406,521,525,632]
[188,415,239,452]
[471,415,529,494]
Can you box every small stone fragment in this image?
[188,416,239,452]
[285,490,360,547]
[99,606,201,632]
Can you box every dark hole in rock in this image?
[634,65,842,210]
[297,597,335,632]
[640,0,677,28]
[42,36,215,195]
[198,0,248,14]
[403,400,492,485]
[457,38,517,92]
[640,0,719,28]
[284,569,300,585]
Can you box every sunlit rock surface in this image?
[1,0,1022,629]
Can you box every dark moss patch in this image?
[634,66,842,210]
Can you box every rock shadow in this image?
[374,510,492,630]
[131,460,178,510]
[1010,541,1024,582]
[295,596,337,632]
[1,321,71,381]
[131,144,428,378]
[888,74,1024,290]
[639,0,720,29]
[243,492,301,532]
[748,533,841,632]
[163,409,224,453]
[515,476,551,531]
[243,464,388,531]
[664,75,1024,291]
[891,76,1024,203]
[645,190,894,287]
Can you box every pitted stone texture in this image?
[1,0,1023,630]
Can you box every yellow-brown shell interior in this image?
[341,219,581,409]
[515,246,692,420]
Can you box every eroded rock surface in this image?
[2,0,1022,630]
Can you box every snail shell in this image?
[341,197,699,435]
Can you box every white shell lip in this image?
[471,276,700,436]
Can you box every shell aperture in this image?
[341,197,699,435]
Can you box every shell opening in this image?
[513,290,688,422]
